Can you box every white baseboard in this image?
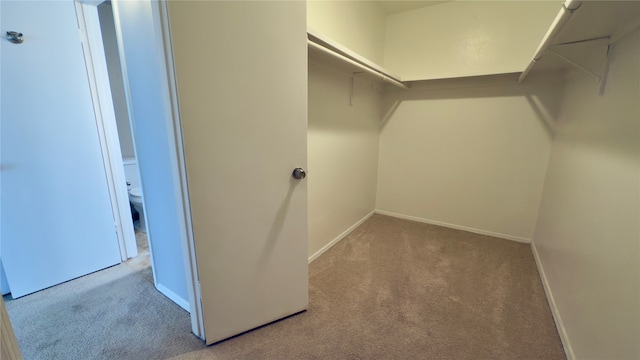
[374,210,531,244]
[531,242,574,360]
[156,282,190,312]
[308,210,376,263]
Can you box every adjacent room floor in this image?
[4,215,565,359]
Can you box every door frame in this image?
[75,0,204,339]
[75,0,137,262]
[154,0,205,339]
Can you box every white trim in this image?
[110,0,160,290]
[531,242,574,360]
[307,41,408,90]
[308,211,376,263]
[518,0,583,83]
[156,283,190,312]
[155,0,205,340]
[81,0,103,6]
[375,210,532,244]
[307,27,404,82]
[75,1,138,261]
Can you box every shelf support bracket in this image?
[547,48,601,82]
[547,36,612,94]
[598,44,612,95]
[350,72,364,106]
[349,73,356,106]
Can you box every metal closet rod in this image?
[307,40,409,90]
[517,0,583,83]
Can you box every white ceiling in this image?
[376,1,451,15]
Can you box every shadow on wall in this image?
[259,176,301,274]
[379,71,567,138]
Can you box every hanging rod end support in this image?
[563,0,583,12]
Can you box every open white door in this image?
[166,1,309,344]
[0,0,121,297]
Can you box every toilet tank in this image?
[122,157,140,190]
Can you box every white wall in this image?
[377,74,562,241]
[532,30,640,360]
[308,62,380,258]
[98,2,135,159]
[383,1,559,81]
[307,0,386,65]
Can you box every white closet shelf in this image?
[518,0,640,83]
[307,28,409,90]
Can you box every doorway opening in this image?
[95,1,149,262]
[76,0,203,338]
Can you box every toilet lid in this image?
[130,187,143,198]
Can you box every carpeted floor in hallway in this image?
[5,214,565,359]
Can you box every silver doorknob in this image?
[292,167,306,180]
[6,31,24,44]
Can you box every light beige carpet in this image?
[172,214,565,360]
[6,214,565,359]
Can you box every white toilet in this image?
[123,158,146,233]
[128,187,146,233]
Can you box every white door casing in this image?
[166,1,309,344]
[111,0,197,318]
[75,0,138,262]
[0,0,121,298]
